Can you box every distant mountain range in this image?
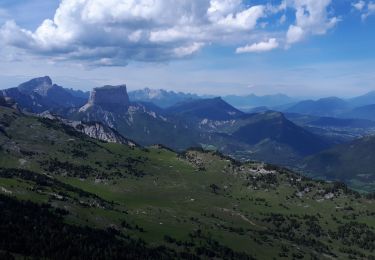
[223,93,297,110]
[128,88,200,108]
[1,76,375,191]
[128,88,298,110]
[284,97,349,117]
[344,104,375,121]
[0,77,334,165]
[165,97,244,120]
[128,87,375,122]
[130,87,368,120]
[280,93,375,120]
[348,90,375,107]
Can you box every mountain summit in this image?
[80,85,130,112]
[1,76,87,112]
[17,76,53,95]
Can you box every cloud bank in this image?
[0,0,342,65]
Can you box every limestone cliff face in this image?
[80,85,130,112]
[39,112,136,146]
[74,122,136,146]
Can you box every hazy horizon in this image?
[1,74,374,100]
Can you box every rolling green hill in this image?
[0,106,374,259]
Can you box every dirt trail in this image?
[220,207,259,227]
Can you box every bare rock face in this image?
[80,85,130,112]
[74,122,136,146]
[17,76,53,96]
[39,112,136,146]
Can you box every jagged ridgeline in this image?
[0,105,374,259]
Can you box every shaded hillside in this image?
[285,97,349,117]
[232,112,330,156]
[181,111,334,166]
[348,91,375,107]
[0,194,172,259]
[303,135,375,192]
[343,104,375,121]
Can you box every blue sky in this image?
[0,0,374,98]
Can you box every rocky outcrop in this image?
[80,85,130,112]
[74,121,136,146]
[39,112,136,146]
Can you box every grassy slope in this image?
[0,106,374,259]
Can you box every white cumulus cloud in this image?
[236,38,279,53]
[286,25,304,44]
[286,0,339,44]
[0,0,342,65]
[358,1,375,20]
[173,42,205,57]
[352,1,366,11]
[0,0,270,65]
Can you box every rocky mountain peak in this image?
[17,76,53,96]
[80,84,130,112]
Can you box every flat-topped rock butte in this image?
[80,85,130,112]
